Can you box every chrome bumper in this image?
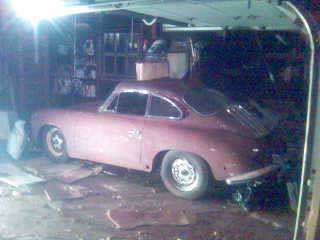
[225,164,280,185]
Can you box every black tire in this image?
[160,150,209,200]
[42,126,68,162]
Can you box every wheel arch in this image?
[151,150,170,172]
[37,124,59,146]
[151,149,215,180]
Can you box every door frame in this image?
[283,2,320,240]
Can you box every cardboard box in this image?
[136,61,169,81]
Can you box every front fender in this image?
[31,109,76,152]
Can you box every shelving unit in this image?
[51,15,99,107]
[73,14,97,100]
[50,13,144,107]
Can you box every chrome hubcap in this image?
[47,128,65,156]
[51,133,64,152]
[171,158,196,187]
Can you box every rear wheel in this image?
[42,126,68,162]
[161,150,209,199]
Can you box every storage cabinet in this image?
[51,13,143,107]
[103,32,140,77]
[74,15,97,98]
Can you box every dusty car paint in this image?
[32,79,280,182]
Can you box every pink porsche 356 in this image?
[31,79,284,199]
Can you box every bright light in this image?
[11,0,66,25]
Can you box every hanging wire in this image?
[142,18,157,26]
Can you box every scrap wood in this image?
[57,164,104,184]
[0,161,44,187]
[103,184,118,192]
[106,208,191,230]
[286,181,298,212]
[44,181,98,201]
[23,157,104,183]
[249,212,285,229]
[103,170,118,176]
[22,157,83,179]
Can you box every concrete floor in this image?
[0,140,295,240]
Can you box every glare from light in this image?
[11,0,66,26]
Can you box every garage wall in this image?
[310,0,320,22]
[16,23,50,117]
[0,2,51,119]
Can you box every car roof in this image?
[115,78,189,98]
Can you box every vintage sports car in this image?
[31,79,284,199]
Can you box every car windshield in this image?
[184,88,230,115]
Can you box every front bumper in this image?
[225,164,280,185]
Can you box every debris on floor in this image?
[0,183,15,197]
[249,212,285,229]
[44,181,99,201]
[286,181,299,211]
[55,164,103,184]
[106,208,191,230]
[23,157,104,183]
[0,160,44,187]
[103,169,118,176]
[0,141,297,239]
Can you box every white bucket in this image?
[7,120,27,160]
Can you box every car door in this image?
[142,94,183,168]
[106,91,148,170]
[74,90,148,171]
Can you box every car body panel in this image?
[31,79,280,182]
[73,111,145,170]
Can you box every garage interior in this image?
[0,0,319,239]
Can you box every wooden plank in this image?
[0,161,44,187]
[106,208,191,229]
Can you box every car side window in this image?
[117,92,148,116]
[149,95,181,118]
[106,95,118,112]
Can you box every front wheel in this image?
[160,150,209,200]
[42,126,68,162]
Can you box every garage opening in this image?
[0,1,319,239]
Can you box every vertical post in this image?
[72,15,77,104]
[139,19,144,60]
[151,22,159,40]
[96,12,103,98]
[16,25,24,114]
[41,25,50,107]
[0,1,17,112]
[284,2,320,240]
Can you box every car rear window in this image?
[184,88,229,115]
